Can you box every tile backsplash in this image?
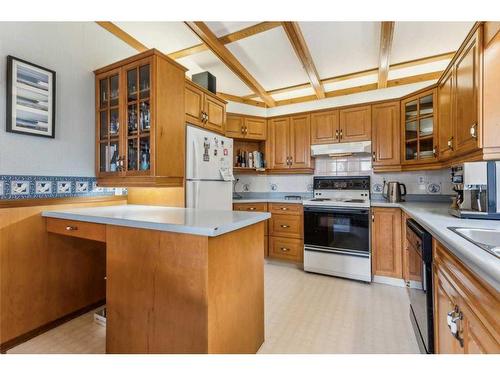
[0,175,126,200]
[234,155,452,196]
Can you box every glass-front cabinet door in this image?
[125,58,152,175]
[97,69,122,175]
[402,90,436,163]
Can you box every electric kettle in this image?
[382,181,407,203]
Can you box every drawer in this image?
[233,202,268,212]
[269,236,303,262]
[46,218,106,242]
[269,214,302,239]
[269,203,303,216]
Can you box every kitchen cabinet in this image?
[310,110,339,144]
[371,101,401,170]
[226,114,266,140]
[339,105,371,142]
[401,88,438,166]
[454,28,481,157]
[268,115,313,172]
[433,240,500,353]
[185,79,226,134]
[267,203,304,263]
[437,69,454,160]
[94,49,186,187]
[233,202,269,257]
[371,207,402,279]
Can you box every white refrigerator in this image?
[186,125,234,210]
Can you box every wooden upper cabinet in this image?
[339,105,371,142]
[94,49,186,187]
[245,117,266,140]
[225,114,245,138]
[185,83,204,126]
[454,28,481,156]
[204,95,225,134]
[185,80,226,134]
[438,69,455,160]
[372,101,400,168]
[311,110,339,144]
[289,114,311,169]
[269,118,290,169]
[371,207,402,278]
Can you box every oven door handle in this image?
[304,207,369,215]
[304,246,370,258]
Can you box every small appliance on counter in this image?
[449,161,500,220]
[382,181,407,203]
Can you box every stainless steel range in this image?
[303,176,371,282]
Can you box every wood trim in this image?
[0,195,126,209]
[184,22,276,107]
[168,22,281,60]
[378,21,395,89]
[95,21,148,52]
[218,92,266,108]
[242,52,454,100]
[282,22,325,99]
[0,300,105,353]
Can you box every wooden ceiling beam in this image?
[185,21,276,107]
[377,21,395,89]
[274,70,443,107]
[168,22,281,60]
[96,22,148,52]
[282,22,325,99]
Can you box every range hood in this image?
[310,141,372,157]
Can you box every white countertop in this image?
[42,205,270,237]
[372,200,500,291]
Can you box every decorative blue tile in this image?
[0,175,120,200]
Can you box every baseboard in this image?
[0,299,105,354]
[372,275,407,288]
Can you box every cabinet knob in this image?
[280,224,290,228]
[65,226,78,231]
[280,247,290,252]
[280,207,288,211]
[470,123,478,138]
[447,137,454,150]
[248,207,256,211]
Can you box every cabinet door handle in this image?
[244,127,248,134]
[280,224,290,228]
[65,226,78,231]
[339,129,343,140]
[371,214,375,222]
[447,137,454,150]
[433,146,438,157]
[447,305,464,347]
[470,123,477,138]
[335,129,339,140]
[372,151,376,162]
[241,126,245,134]
[280,247,290,252]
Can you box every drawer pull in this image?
[248,207,256,211]
[65,226,78,231]
[280,225,290,228]
[280,247,290,252]
[280,207,288,211]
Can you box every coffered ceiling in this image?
[103,21,474,107]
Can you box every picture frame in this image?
[6,55,56,138]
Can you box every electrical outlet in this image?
[417,175,426,185]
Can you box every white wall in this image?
[0,22,136,176]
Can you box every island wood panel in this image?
[0,197,126,349]
[207,223,264,353]
[106,222,265,354]
[371,207,402,278]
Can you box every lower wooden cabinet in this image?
[371,207,402,279]
[269,236,303,262]
[433,239,500,353]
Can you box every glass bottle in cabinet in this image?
[140,137,151,171]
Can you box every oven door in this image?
[304,206,370,256]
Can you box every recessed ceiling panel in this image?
[388,60,451,80]
[391,22,473,64]
[299,22,380,79]
[271,87,315,101]
[205,22,260,37]
[115,22,200,54]
[178,50,253,96]
[225,27,309,91]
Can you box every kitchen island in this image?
[41,205,270,354]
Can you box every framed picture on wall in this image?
[6,55,56,138]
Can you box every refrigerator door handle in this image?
[194,181,199,209]
[192,138,199,179]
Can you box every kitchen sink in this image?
[448,227,500,258]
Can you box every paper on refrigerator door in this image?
[219,167,234,181]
